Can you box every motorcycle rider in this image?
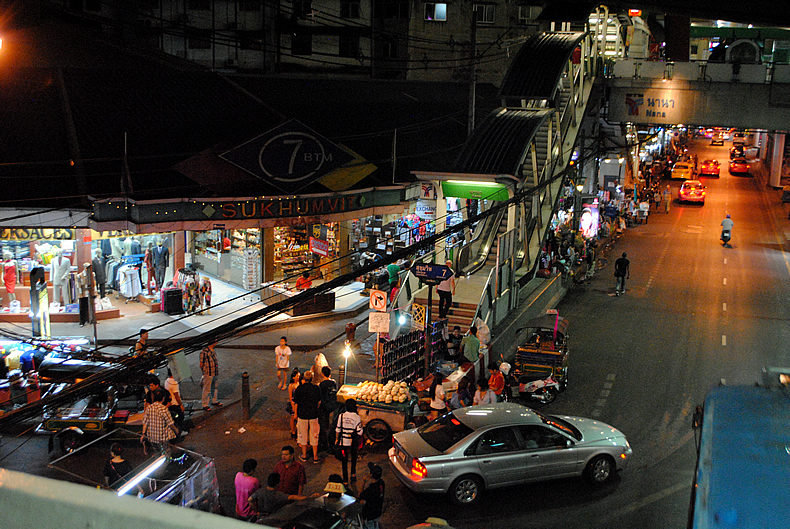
[721,214,734,246]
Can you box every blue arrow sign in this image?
[412,263,453,282]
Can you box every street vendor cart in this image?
[337,382,417,442]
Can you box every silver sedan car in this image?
[388,402,632,505]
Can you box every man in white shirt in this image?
[276,336,292,390]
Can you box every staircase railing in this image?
[470,30,601,333]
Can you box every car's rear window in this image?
[684,182,703,190]
[418,413,475,451]
[674,164,690,170]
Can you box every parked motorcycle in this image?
[519,374,562,404]
[721,229,731,248]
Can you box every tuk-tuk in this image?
[38,383,146,452]
[510,314,569,392]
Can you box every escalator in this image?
[451,31,594,279]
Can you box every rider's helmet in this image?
[499,362,511,376]
[726,214,731,218]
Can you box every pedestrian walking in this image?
[292,370,322,463]
[200,341,220,411]
[653,187,663,212]
[436,259,456,319]
[102,443,135,490]
[133,328,149,357]
[275,336,292,390]
[141,388,178,452]
[614,252,631,296]
[273,445,306,496]
[164,369,188,436]
[318,366,338,453]
[234,459,261,521]
[663,185,671,213]
[335,398,363,484]
[358,462,386,529]
[287,369,302,439]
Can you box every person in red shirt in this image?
[294,271,312,291]
[488,364,505,398]
[272,445,306,496]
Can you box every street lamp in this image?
[343,341,352,383]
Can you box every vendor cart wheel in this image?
[59,430,82,453]
[364,419,392,443]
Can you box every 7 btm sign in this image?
[412,263,453,285]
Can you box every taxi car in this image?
[729,158,749,174]
[388,402,632,505]
[678,180,706,204]
[671,162,694,180]
[699,159,720,177]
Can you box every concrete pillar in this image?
[664,14,690,62]
[770,133,785,188]
[262,227,275,282]
[337,220,353,276]
[433,180,448,263]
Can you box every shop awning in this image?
[441,180,510,201]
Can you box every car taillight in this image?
[411,459,427,478]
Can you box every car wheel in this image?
[59,430,82,453]
[449,475,483,505]
[585,455,615,485]
[364,418,392,443]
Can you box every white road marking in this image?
[596,398,607,407]
[598,481,691,526]
[607,374,616,381]
[722,335,727,346]
[724,258,727,265]
[600,389,611,397]
[723,277,727,285]
[603,382,613,389]
[723,302,727,311]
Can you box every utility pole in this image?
[467,10,477,137]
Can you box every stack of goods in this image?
[355,380,410,404]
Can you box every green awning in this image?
[441,180,510,201]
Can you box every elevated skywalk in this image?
[399,29,602,338]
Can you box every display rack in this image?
[381,319,447,382]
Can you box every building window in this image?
[474,4,494,25]
[518,5,541,24]
[188,0,210,10]
[375,0,408,20]
[424,3,447,21]
[341,0,361,18]
[239,0,262,11]
[188,28,212,49]
[339,35,360,57]
[382,38,398,58]
[292,32,312,55]
[239,31,263,50]
[425,4,447,22]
